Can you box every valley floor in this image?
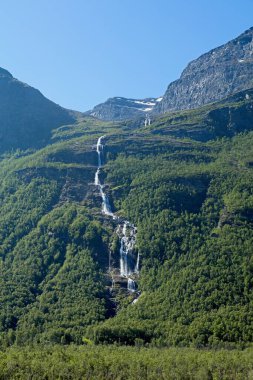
[0,345,253,379]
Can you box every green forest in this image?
[0,89,253,378]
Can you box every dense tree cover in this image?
[90,131,253,346]
[0,137,115,345]
[0,345,252,379]
[0,201,112,346]
[0,92,253,351]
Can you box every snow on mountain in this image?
[86,96,163,121]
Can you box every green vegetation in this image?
[0,132,115,346]
[0,345,252,379]
[0,89,253,376]
[93,130,253,347]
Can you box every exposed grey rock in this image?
[86,96,163,121]
[154,27,253,114]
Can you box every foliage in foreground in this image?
[0,345,253,380]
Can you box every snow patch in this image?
[134,100,156,106]
[139,107,152,112]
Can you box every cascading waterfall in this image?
[119,221,137,276]
[94,136,139,292]
[94,136,114,217]
[135,251,140,274]
[127,278,136,292]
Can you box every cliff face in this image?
[0,68,76,153]
[154,27,253,114]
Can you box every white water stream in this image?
[94,136,114,217]
[94,136,139,291]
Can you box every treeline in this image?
[0,345,253,379]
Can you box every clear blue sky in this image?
[1,0,252,111]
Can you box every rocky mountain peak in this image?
[0,67,13,78]
[153,27,253,114]
[86,96,163,121]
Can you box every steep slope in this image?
[0,68,77,154]
[149,88,253,141]
[0,89,253,347]
[154,27,253,114]
[0,129,115,345]
[86,96,162,121]
[88,121,253,346]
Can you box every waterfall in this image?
[94,136,139,291]
[119,221,136,277]
[144,113,151,126]
[135,251,140,274]
[96,135,104,168]
[127,278,136,292]
[94,136,113,217]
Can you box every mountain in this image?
[1,27,253,379]
[154,27,253,114]
[0,86,253,349]
[86,96,163,121]
[149,87,253,141]
[0,68,78,154]
[87,27,253,121]
[1,24,253,361]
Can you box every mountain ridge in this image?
[85,96,163,121]
[0,25,253,351]
[0,83,252,349]
[0,67,80,154]
[154,26,253,113]
[85,26,253,121]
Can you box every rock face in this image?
[154,27,253,114]
[86,96,163,121]
[0,68,76,153]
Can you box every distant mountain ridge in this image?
[1,27,253,348]
[154,27,253,114]
[0,68,78,153]
[87,27,253,121]
[0,84,253,347]
[86,96,163,121]
[1,26,253,151]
